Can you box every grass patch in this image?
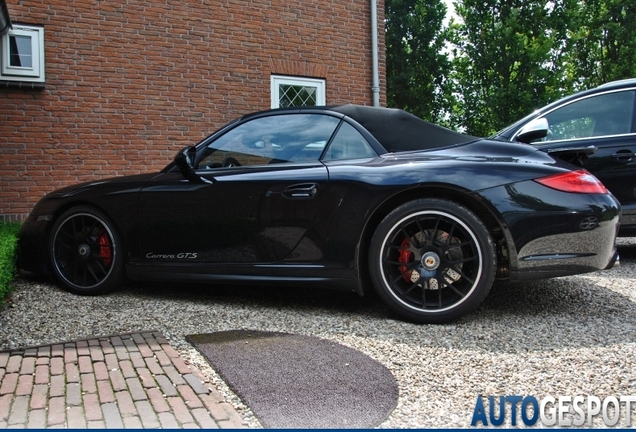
[0,222,21,302]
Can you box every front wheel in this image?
[369,199,496,324]
[49,206,124,295]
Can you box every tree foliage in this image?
[448,0,573,136]
[384,0,636,136]
[385,0,451,124]
[565,0,636,89]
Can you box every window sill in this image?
[0,80,45,89]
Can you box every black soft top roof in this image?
[329,105,477,152]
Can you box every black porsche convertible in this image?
[18,105,620,323]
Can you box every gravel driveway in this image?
[1,237,635,428]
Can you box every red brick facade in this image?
[0,0,386,220]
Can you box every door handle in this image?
[282,183,319,199]
[612,150,634,161]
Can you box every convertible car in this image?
[18,105,620,323]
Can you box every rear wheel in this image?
[49,206,124,295]
[369,199,496,323]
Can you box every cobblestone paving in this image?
[0,331,246,429]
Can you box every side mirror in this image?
[516,118,549,144]
[174,146,197,179]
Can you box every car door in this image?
[137,112,342,264]
[516,89,636,223]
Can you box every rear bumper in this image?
[481,180,621,282]
[511,219,619,280]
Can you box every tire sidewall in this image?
[369,199,496,324]
[48,205,124,295]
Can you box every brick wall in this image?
[0,0,386,219]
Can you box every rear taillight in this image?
[534,170,608,194]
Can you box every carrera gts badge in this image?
[145,252,198,259]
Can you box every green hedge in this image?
[0,222,20,302]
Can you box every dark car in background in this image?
[494,79,636,236]
[18,105,620,324]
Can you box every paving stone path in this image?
[0,331,247,428]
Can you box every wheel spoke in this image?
[399,225,411,244]
[384,258,411,266]
[414,218,426,239]
[90,219,100,232]
[59,229,75,243]
[86,263,100,283]
[445,239,473,250]
[387,243,406,251]
[72,257,80,283]
[447,255,478,266]
[446,280,466,297]
[76,216,85,238]
[446,222,457,243]
[402,282,419,297]
[81,267,88,286]
[431,215,442,245]
[450,265,475,285]
[390,263,415,285]
[56,238,73,252]
[93,257,108,275]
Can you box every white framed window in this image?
[271,75,325,108]
[1,24,45,83]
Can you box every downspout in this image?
[0,0,12,37]
[370,0,380,107]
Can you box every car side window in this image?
[535,90,635,143]
[196,114,340,169]
[322,122,377,160]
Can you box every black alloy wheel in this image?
[369,199,496,323]
[49,206,123,295]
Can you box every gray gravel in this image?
[1,237,635,428]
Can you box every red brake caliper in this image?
[398,238,413,282]
[98,232,112,267]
